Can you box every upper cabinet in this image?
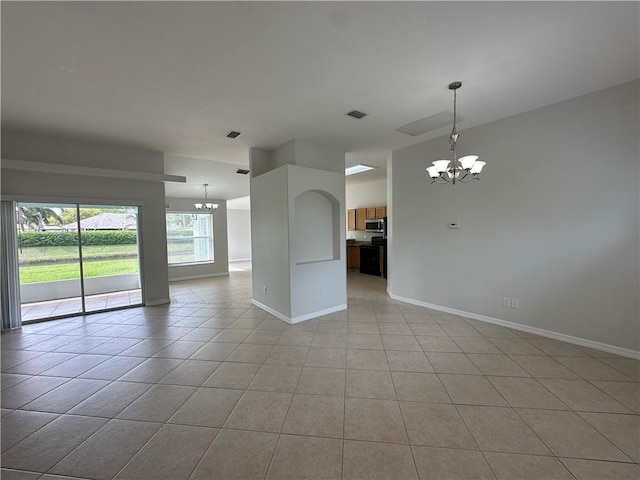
[347,206,387,231]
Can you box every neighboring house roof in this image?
[64,213,137,230]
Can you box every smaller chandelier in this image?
[426,81,486,184]
[194,183,219,211]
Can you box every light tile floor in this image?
[2,270,639,480]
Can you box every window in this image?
[166,212,214,265]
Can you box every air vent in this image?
[396,111,461,137]
[236,168,249,175]
[226,131,242,138]
[346,110,368,119]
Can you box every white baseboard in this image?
[169,272,229,282]
[389,293,640,360]
[251,299,347,325]
[229,258,251,263]
[145,297,171,307]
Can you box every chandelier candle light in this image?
[426,81,486,184]
[194,183,219,211]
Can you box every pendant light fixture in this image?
[194,183,218,211]
[426,81,486,184]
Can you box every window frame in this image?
[165,211,215,266]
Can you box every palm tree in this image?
[17,206,63,231]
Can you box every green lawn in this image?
[18,244,138,264]
[19,258,139,284]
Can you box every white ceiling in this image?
[2,2,638,199]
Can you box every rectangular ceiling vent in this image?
[396,111,460,137]
[346,110,368,119]
[226,131,242,138]
[236,168,249,175]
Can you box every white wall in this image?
[227,209,252,262]
[165,197,229,280]
[390,81,639,354]
[1,131,171,306]
[346,179,387,240]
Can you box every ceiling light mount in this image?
[426,81,486,185]
[194,183,219,211]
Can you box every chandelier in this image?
[426,81,486,184]
[194,183,219,211]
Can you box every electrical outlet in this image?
[263,286,267,295]
[502,297,511,307]
[511,298,520,309]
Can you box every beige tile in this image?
[347,349,389,370]
[277,331,315,346]
[266,434,342,480]
[117,384,197,422]
[152,341,206,359]
[190,342,238,361]
[599,358,640,381]
[560,458,640,480]
[416,335,461,352]
[440,324,483,337]
[256,319,289,331]
[265,345,309,366]
[392,371,450,403]
[1,415,108,472]
[538,378,630,413]
[312,333,347,348]
[224,390,292,432]
[347,333,384,350]
[118,358,183,383]
[527,339,586,356]
[411,324,449,336]
[347,322,379,334]
[457,405,551,455]
[471,325,519,339]
[347,369,396,400]
[1,410,59,452]
[243,330,282,345]
[41,354,111,377]
[228,317,264,329]
[510,355,580,379]
[386,350,433,372]
[412,446,495,479]
[451,337,502,354]
[517,408,630,461]
[484,452,573,479]
[114,424,218,480]
[169,387,243,427]
[487,376,568,410]
[158,359,221,386]
[78,356,146,380]
[426,352,481,374]
[579,412,639,462]
[296,367,345,397]
[343,440,418,480]
[554,356,636,381]
[202,362,261,389]
[440,374,508,406]
[489,338,544,355]
[316,320,347,333]
[467,354,530,377]
[282,394,344,438]
[212,329,253,343]
[69,381,151,417]
[48,419,161,480]
[21,378,109,413]
[225,344,273,363]
[344,398,408,444]
[591,380,640,413]
[382,334,422,351]
[190,429,278,480]
[1,469,42,479]
[248,364,302,393]
[400,401,477,449]
[377,323,413,335]
[305,347,346,368]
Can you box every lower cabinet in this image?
[347,245,360,270]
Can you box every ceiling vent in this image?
[396,111,461,137]
[346,110,368,119]
[236,168,249,175]
[226,131,242,139]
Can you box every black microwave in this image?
[365,219,385,232]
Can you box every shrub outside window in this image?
[166,213,214,265]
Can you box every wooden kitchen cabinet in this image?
[376,207,386,218]
[347,209,356,231]
[347,245,360,270]
[366,208,377,219]
[356,208,366,231]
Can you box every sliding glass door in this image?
[17,202,142,322]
